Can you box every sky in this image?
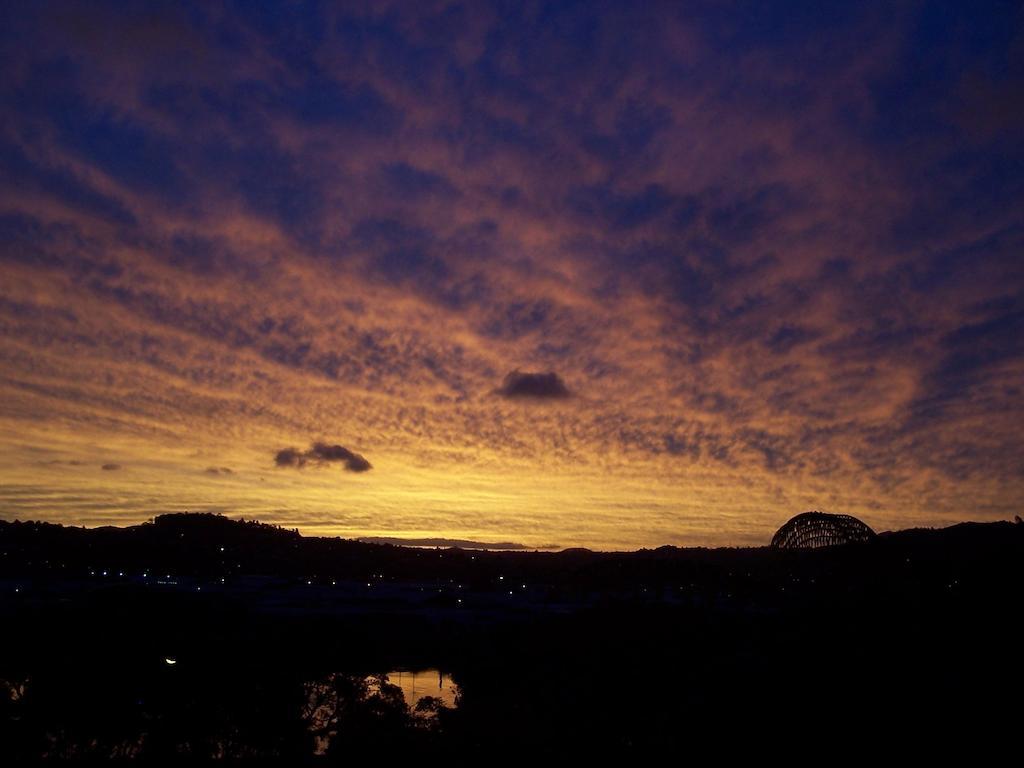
[1,1,1022,549]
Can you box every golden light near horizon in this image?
[1,2,1022,549]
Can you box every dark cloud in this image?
[705,183,800,246]
[497,370,571,400]
[101,463,122,471]
[167,234,248,277]
[275,74,400,132]
[274,448,303,467]
[16,63,187,204]
[0,140,137,227]
[737,429,800,474]
[903,305,1024,430]
[379,162,459,201]
[274,442,372,472]
[765,325,821,355]
[569,183,676,230]
[349,217,449,286]
[480,300,554,340]
[663,434,700,460]
[205,466,234,475]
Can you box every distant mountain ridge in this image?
[1,513,1020,590]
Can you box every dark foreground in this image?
[2,514,1022,759]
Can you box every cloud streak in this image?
[0,1,1021,548]
[357,536,559,551]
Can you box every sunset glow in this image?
[1,2,1022,549]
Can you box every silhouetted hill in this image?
[2,513,1021,600]
[2,513,1022,758]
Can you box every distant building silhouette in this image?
[771,511,876,549]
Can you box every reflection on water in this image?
[304,669,458,755]
[386,669,458,710]
[3,667,459,759]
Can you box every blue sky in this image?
[0,1,1021,548]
